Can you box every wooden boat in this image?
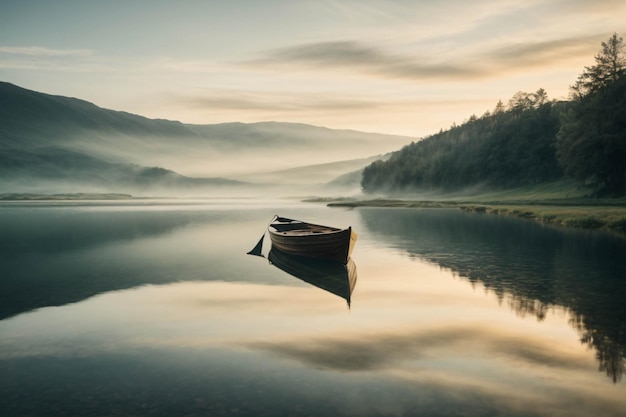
[267,216,357,264]
[268,247,357,306]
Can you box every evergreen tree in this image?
[361,33,626,197]
[557,33,626,196]
[571,33,625,97]
[361,96,562,193]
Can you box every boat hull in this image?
[268,217,357,264]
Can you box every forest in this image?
[361,34,626,197]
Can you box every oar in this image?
[246,215,277,257]
[246,233,265,257]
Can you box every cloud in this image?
[0,46,92,57]
[552,0,626,13]
[171,90,490,124]
[175,90,382,112]
[245,40,481,81]
[165,88,493,136]
[243,32,611,82]
[0,46,111,72]
[483,34,607,68]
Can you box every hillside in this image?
[362,98,565,193]
[361,78,626,197]
[0,82,412,187]
[237,154,388,185]
[0,147,247,195]
[360,35,626,197]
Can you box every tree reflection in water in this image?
[360,207,626,383]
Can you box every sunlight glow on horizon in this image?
[1,0,625,137]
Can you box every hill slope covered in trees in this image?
[362,34,626,197]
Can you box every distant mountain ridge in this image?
[0,82,411,194]
[0,147,245,190]
[0,82,196,144]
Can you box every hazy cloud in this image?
[484,34,606,67]
[246,40,480,80]
[176,90,382,112]
[1,0,624,136]
[552,0,626,13]
[244,32,610,82]
[0,45,104,72]
[0,46,92,57]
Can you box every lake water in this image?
[1,199,625,417]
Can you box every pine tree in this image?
[571,33,625,98]
[557,33,626,196]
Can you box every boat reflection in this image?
[266,248,357,307]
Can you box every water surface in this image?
[1,200,625,416]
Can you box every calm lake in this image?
[1,199,625,417]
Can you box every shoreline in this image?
[0,193,134,201]
[2,192,625,236]
[325,198,626,236]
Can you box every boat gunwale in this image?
[268,226,348,237]
[268,217,346,236]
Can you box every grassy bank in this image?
[460,204,626,234]
[327,198,626,235]
[322,181,626,235]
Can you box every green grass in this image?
[324,180,626,236]
[459,205,626,234]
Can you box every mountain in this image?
[0,82,412,194]
[237,154,387,185]
[0,147,246,194]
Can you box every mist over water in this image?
[0,84,412,195]
[1,200,624,416]
[0,83,412,197]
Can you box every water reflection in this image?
[268,249,357,307]
[359,208,626,382]
[0,209,190,319]
[248,237,358,306]
[2,202,625,416]
[0,206,284,320]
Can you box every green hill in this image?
[361,34,626,197]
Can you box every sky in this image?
[1,0,625,137]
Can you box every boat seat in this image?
[271,222,307,232]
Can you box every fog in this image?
[0,172,365,200]
[1,83,414,197]
[62,127,408,178]
[2,128,402,198]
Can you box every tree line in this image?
[362,34,626,197]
